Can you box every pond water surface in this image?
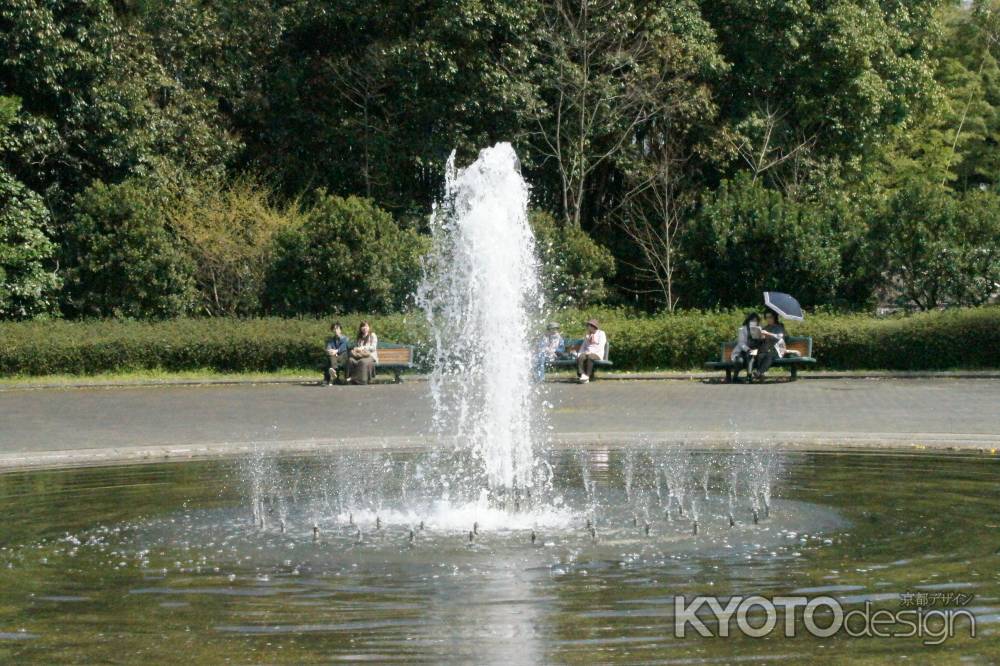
[0,448,996,663]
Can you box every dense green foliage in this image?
[0,169,60,319]
[263,194,427,315]
[530,211,616,307]
[1,307,997,376]
[1,0,998,320]
[61,179,197,319]
[679,174,855,308]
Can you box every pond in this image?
[0,447,996,663]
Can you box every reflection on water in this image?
[0,449,997,663]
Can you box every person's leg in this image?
[577,354,587,378]
[325,354,336,385]
[583,353,598,380]
[354,357,373,385]
[756,348,775,376]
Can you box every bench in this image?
[546,338,613,379]
[320,343,415,384]
[704,336,816,382]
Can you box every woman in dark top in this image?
[731,312,762,383]
[752,308,786,379]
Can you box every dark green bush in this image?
[530,210,616,307]
[61,179,198,319]
[0,307,996,376]
[0,169,61,319]
[678,174,856,308]
[556,306,1000,371]
[263,194,428,316]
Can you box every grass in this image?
[0,367,314,387]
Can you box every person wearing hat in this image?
[576,319,606,384]
[534,321,566,381]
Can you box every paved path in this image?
[2,377,999,468]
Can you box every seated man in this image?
[323,321,349,385]
[576,318,606,384]
[534,321,566,381]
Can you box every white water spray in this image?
[417,143,543,491]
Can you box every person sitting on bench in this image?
[576,318,606,384]
[323,321,349,386]
[534,322,567,381]
[753,308,787,380]
[731,312,762,382]
[347,321,379,385]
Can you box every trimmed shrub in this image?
[530,210,615,307]
[555,306,1000,371]
[263,194,428,315]
[0,307,997,376]
[61,179,197,319]
[679,174,851,308]
[0,170,61,319]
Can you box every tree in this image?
[524,0,717,229]
[243,0,539,211]
[700,0,941,190]
[611,3,723,310]
[0,94,61,320]
[530,210,615,308]
[264,194,428,315]
[0,169,61,320]
[678,173,848,308]
[61,180,197,318]
[166,174,303,317]
[0,0,237,207]
[869,180,1000,310]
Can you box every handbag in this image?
[350,347,371,360]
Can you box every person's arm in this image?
[556,336,565,354]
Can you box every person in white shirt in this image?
[576,318,606,384]
[534,321,566,381]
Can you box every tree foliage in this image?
[530,210,616,308]
[61,179,198,319]
[1,0,996,319]
[264,194,428,315]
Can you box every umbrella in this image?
[763,292,804,321]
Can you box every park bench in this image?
[704,336,816,382]
[320,342,415,384]
[547,338,613,379]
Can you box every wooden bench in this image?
[546,338,613,379]
[704,336,816,382]
[321,342,415,384]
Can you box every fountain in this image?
[417,142,543,493]
[0,143,991,662]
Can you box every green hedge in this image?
[557,306,1000,371]
[1,307,998,376]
